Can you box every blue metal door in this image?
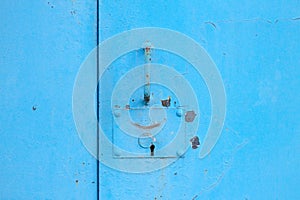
[0,1,97,199]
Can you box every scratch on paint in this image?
[207,16,300,24]
[197,139,249,195]
[205,21,217,29]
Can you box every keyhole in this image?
[150,144,155,156]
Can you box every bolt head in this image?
[176,109,183,117]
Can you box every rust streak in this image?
[132,122,161,130]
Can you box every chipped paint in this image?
[161,97,171,107]
[190,136,200,149]
[185,111,196,122]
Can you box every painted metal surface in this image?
[0,1,97,199]
[97,1,300,199]
[1,0,300,199]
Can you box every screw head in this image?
[176,109,183,117]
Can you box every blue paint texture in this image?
[0,0,299,199]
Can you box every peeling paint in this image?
[190,136,200,149]
[161,97,171,107]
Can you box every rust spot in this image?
[161,97,171,107]
[32,106,37,111]
[190,136,200,149]
[114,105,120,108]
[132,122,161,130]
[185,111,196,122]
[145,47,151,52]
[144,95,150,103]
[125,105,130,109]
[75,180,79,185]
